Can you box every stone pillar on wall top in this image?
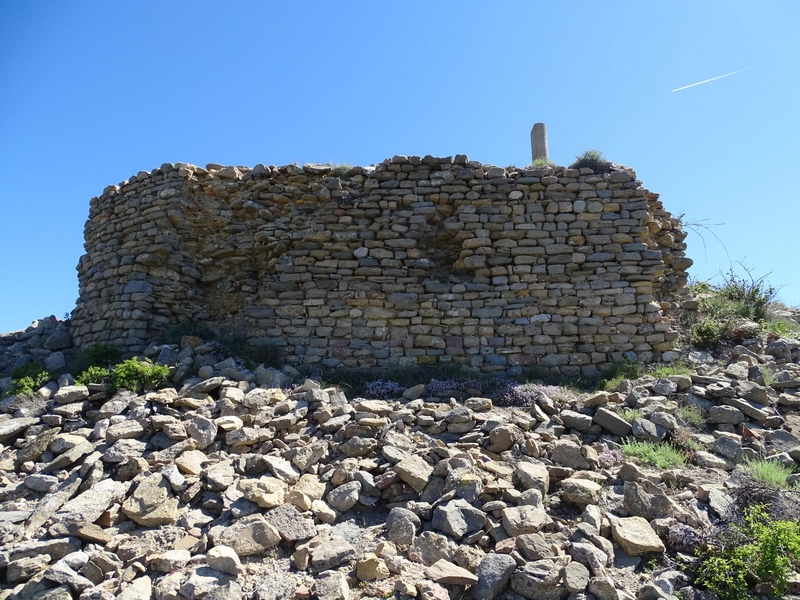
[531,123,548,164]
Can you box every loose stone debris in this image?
[1,318,800,600]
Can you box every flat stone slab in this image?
[610,516,665,556]
[216,515,281,557]
[0,417,38,443]
[502,505,550,536]
[263,503,317,542]
[394,455,433,493]
[310,537,356,571]
[56,479,130,523]
[593,407,632,437]
[425,558,479,585]
[0,510,32,523]
[17,427,61,462]
[53,385,89,404]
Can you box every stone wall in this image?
[71,155,692,376]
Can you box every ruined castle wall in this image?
[71,155,692,376]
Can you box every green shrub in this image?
[717,266,775,323]
[214,334,283,370]
[621,438,687,468]
[8,373,50,398]
[677,405,705,428]
[689,316,722,348]
[742,459,798,489]
[158,321,216,345]
[619,409,642,424]
[109,358,170,394]
[330,163,353,178]
[671,427,703,458]
[650,363,692,378]
[510,365,551,383]
[569,149,612,173]
[8,362,50,399]
[75,366,110,386]
[69,343,122,374]
[158,323,283,370]
[530,158,556,168]
[697,505,800,599]
[765,318,800,338]
[598,362,642,391]
[12,361,48,380]
[683,266,783,349]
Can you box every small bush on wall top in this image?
[569,149,612,173]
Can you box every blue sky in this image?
[1,1,798,333]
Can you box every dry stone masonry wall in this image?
[72,156,692,376]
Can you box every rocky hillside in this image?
[1,315,800,600]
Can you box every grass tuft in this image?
[622,438,687,468]
[742,459,798,490]
[598,362,642,391]
[677,405,705,428]
[619,408,642,424]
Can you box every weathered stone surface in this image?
[711,436,742,463]
[315,571,350,600]
[561,409,593,432]
[511,560,570,600]
[7,553,51,583]
[238,477,286,508]
[550,440,592,470]
[180,567,235,600]
[431,498,486,540]
[122,473,180,526]
[515,461,550,496]
[103,438,147,462]
[394,455,433,493]
[707,405,744,424]
[185,415,218,449]
[357,552,390,581]
[17,427,61,462]
[216,515,281,556]
[205,581,244,600]
[502,505,550,536]
[118,575,152,600]
[263,503,317,542]
[593,407,633,437]
[310,537,356,571]
[425,558,479,585]
[694,450,735,470]
[105,420,144,442]
[43,561,94,592]
[150,549,191,572]
[561,478,602,506]
[55,479,129,523]
[326,480,361,511]
[611,517,665,555]
[53,386,89,404]
[408,531,458,566]
[588,576,620,600]
[474,553,517,600]
[206,546,241,575]
[632,418,666,442]
[563,561,590,592]
[0,417,39,442]
[623,480,672,520]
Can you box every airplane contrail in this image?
[671,67,753,92]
